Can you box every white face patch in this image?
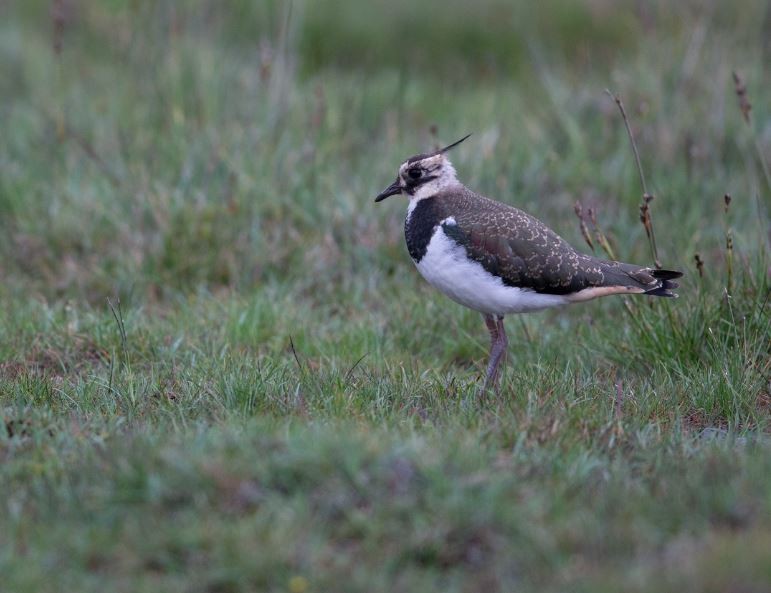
[399,155,460,201]
[415,227,570,315]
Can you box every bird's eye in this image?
[408,168,422,180]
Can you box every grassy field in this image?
[1,1,770,591]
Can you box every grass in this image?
[1,0,770,591]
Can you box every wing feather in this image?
[437,188,680,296]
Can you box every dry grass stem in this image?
[731,71,752,124]
[606,89,662,268]
[723,194,734,295]
[587,206,617,261]
[574,201,595,252]
[694,253,705,278]
[732,70,771,190]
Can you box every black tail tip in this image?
[646,269,683,297]
[651,269,684,281]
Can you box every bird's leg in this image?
[495,315,508,384]
[482,314,508,392]
[483,313,499,344]
[482,313,498,391]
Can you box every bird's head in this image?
[374,134,471,203]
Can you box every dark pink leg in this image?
[482,315,508,392]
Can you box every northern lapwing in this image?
[375,135,682,391]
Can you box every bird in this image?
[375,134,682,391]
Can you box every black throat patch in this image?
[404,197,444,262]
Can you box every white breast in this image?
[415,225,570,316]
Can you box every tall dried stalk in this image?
[724,194,734,296]
[573,201,617,261]
[574,202,595,252]
[605,89,662,269]
[732,71,771,192]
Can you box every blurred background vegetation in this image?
[2,0,768,302]
[1,2,770,591]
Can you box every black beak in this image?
[375,177,402,202]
